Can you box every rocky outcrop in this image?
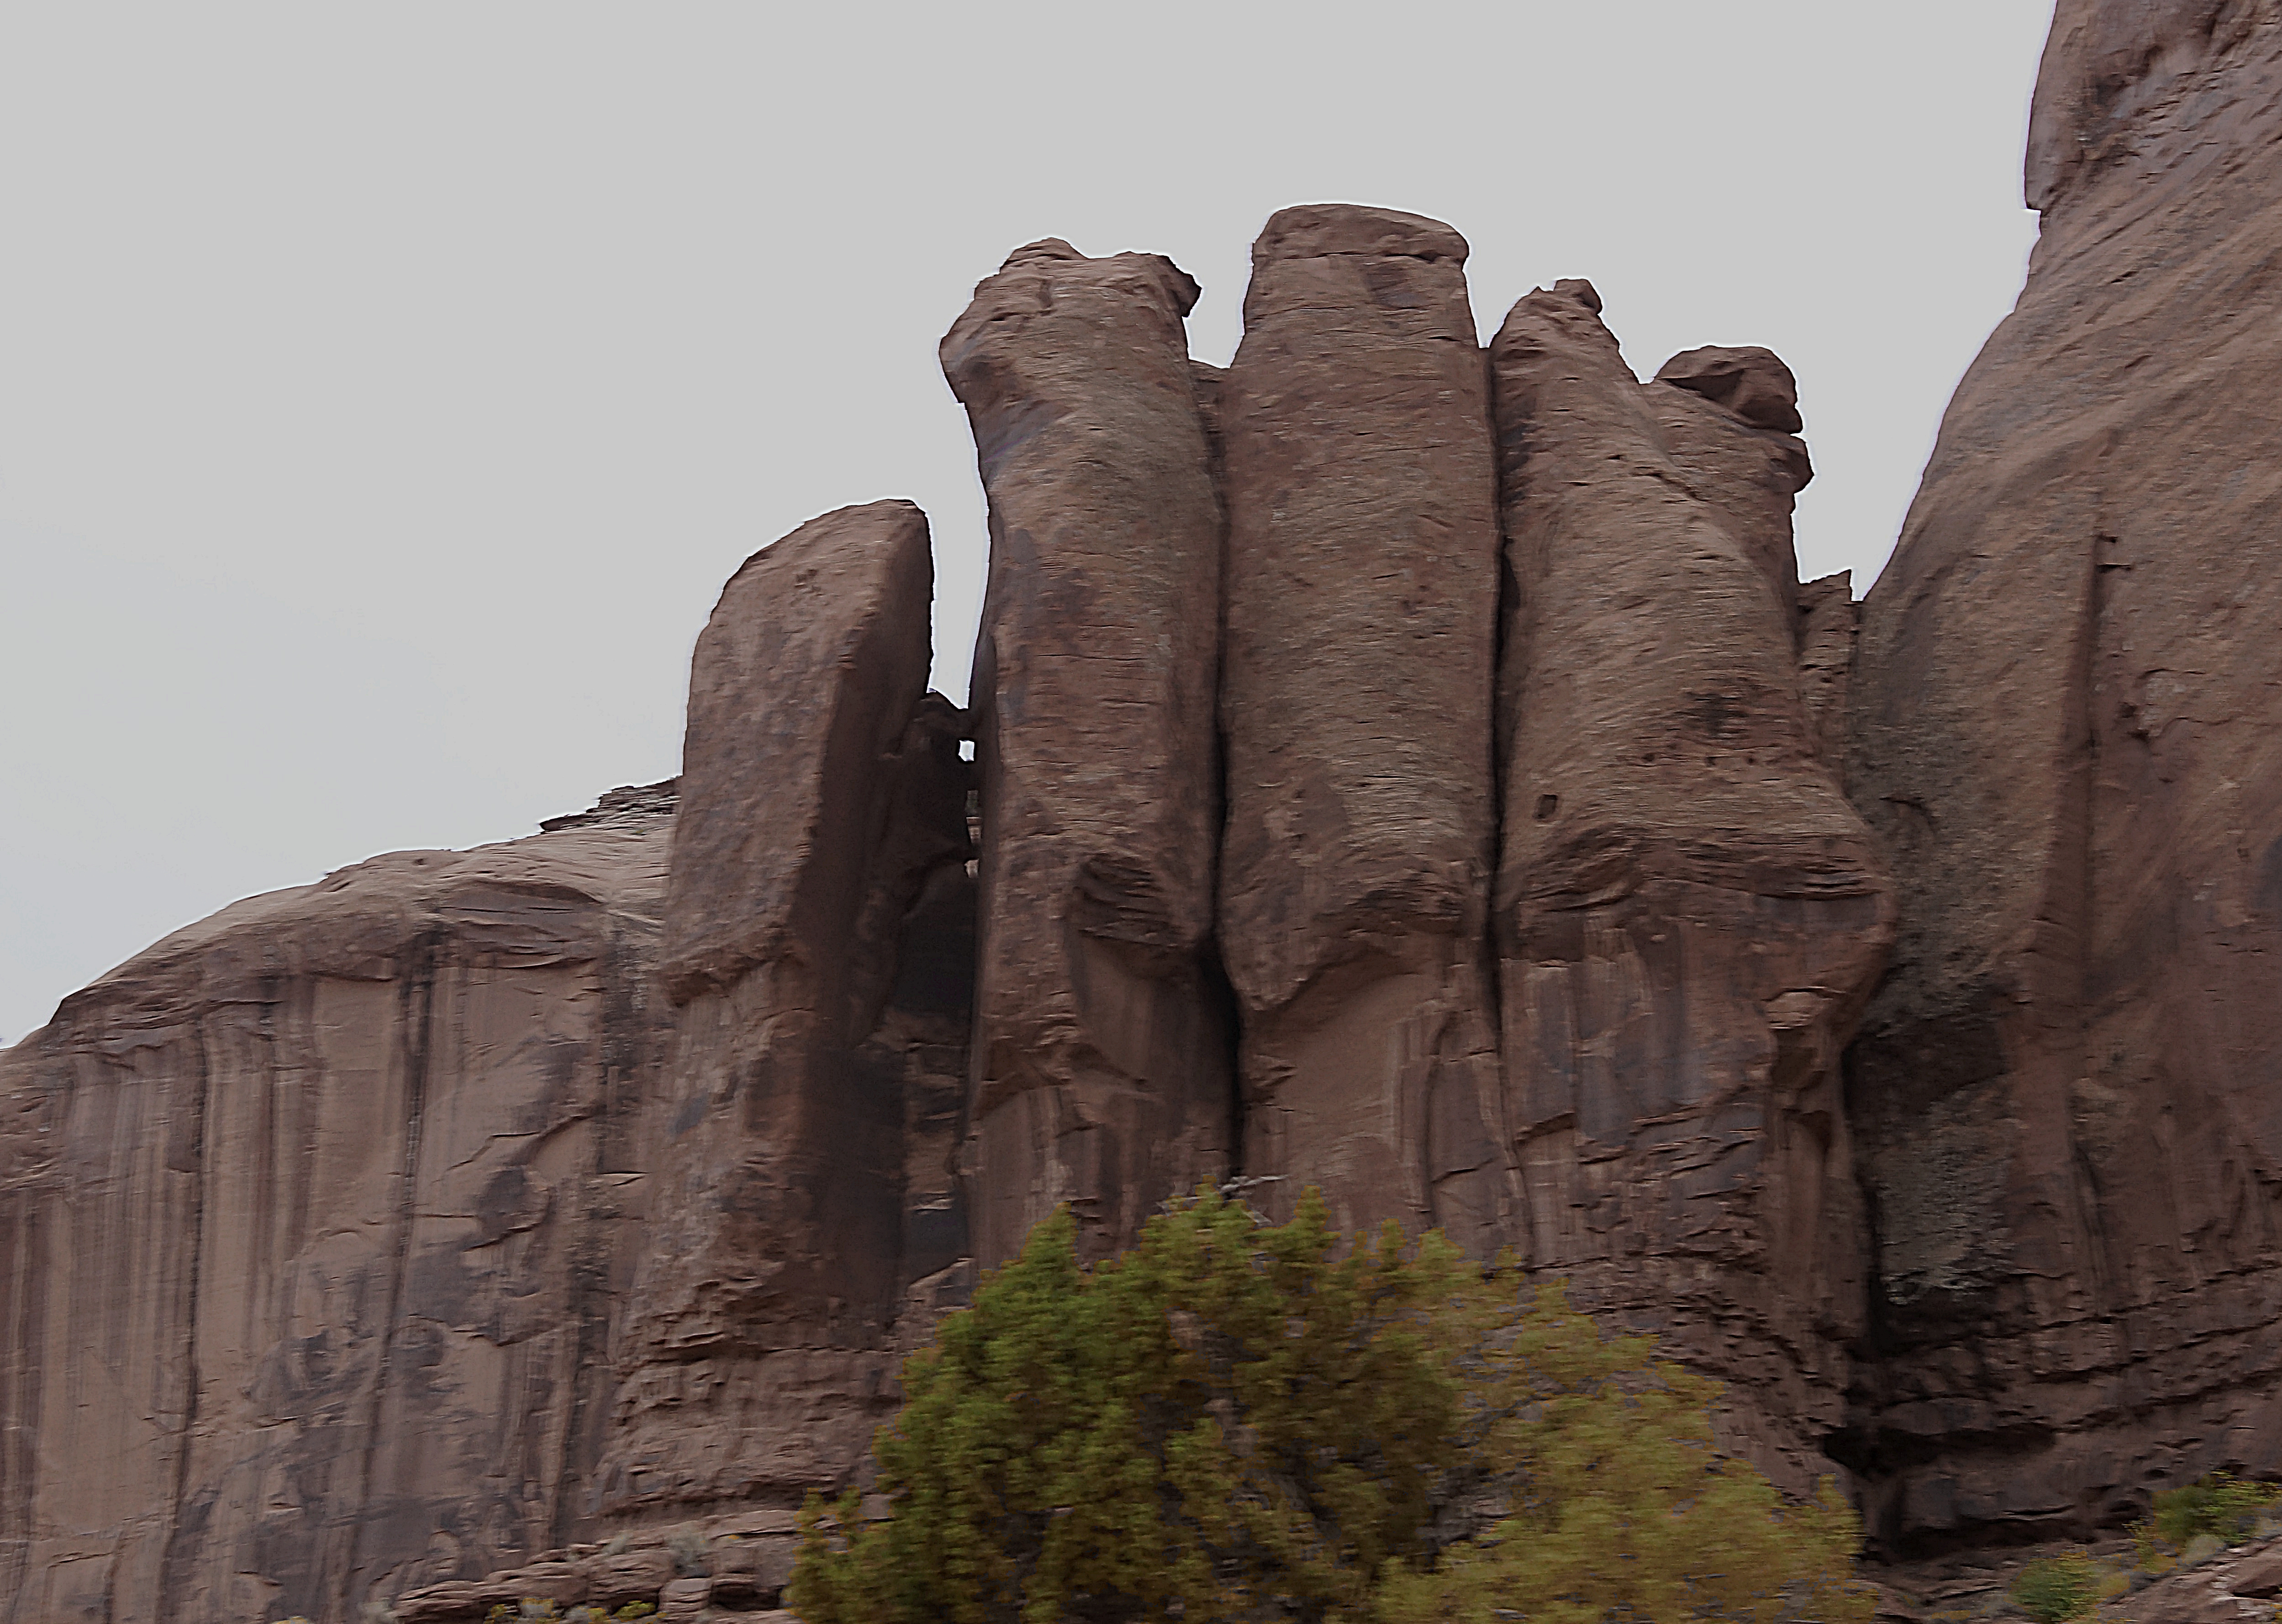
[942,241,1232,1265]
[1841,0,2282,1549]
[602,501,971,1519]
[1490,280,1893,1486]
[0,799,676,1624]
[1217,204,1512,1247]
[19,14,2282,1597]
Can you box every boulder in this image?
[1843,0,2282,1545]
[942,239,1233,1263]
[1216,203,1512,1246]
[1490,279,1892,1487]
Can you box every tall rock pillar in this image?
[1491,283,1891,1486]
[1217,204,1511,1248]
[604,500,971,1516]
[943,240,1232,1266]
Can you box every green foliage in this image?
[790,1187,1872,1624]
[480,1603,655,1623]
[2009,1553,2102,1622]
[2150,1472,2282,1550]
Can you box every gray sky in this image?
[0,2,2055,1046]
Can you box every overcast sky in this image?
[0,3,2056,1046]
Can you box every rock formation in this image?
[0,798,676,1624]
[11,4,2282,1608]
[602,500,971,1519]
[1489,280,1893,1486]
[942,241,1232,1265]
[1217,204,1513,1248]
[1840,0,2282,1549]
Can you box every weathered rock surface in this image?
[1842,0,2282,1548]
[602,500,971,1518]
[21,18,2282,1598]
[1217,203,1512,1247]
[942,240,1232,1265]
[0,796,677,1624]
[1490,279,1893,1486]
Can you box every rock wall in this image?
[1489,282,1892,1487]
[943,241,1232,1266]
[0,800,676,1624]
[15,6,2282,1603]
[1217,204,1513,1248]
[1841,0,2282,1549]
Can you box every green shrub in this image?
[790,1187,1872,1624]
[2010,1553,2101,1622]
[2151,1472,2282,1550]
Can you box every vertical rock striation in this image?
[0,802,677,1624]
[602,500,970,1518]
[1843,0,2282,1546]
[942,240,1231,1265]
[1491,281,1892,1486]
[1217,204,1511,1247]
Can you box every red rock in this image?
[2230,1547,2282,1599]
[1489,279,1892,1487]
[1215,203,1512,1247]
[0,801,676,1623]
[942,239,1233,1263]
[603,500,971,1515]
[1843,0,2282,1545]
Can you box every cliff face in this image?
[1841,0,2282,1548]
[0,801,676,1624]
[10,4,2282,1612]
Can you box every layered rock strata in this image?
[1490,280,1893,1484]
[1842,0,2282,1547]
[602,500,972,1516]
[0,798,677,1624]
[941,241,1233,1264]
[1217,204,1512,1247]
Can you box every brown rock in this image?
[1843,0,2282,1545]
[2229,1547,2282,1600]
[1490,280,1892,1486]
[1796,571,1859,760]
[0,803,676,1624]
[604,500,971,1514]
[942,239,1232,1263]
[1655,343,1807,434]
[1216,203,1511,1246]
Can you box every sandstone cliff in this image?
[1841,0,2282,1549]
[0,799,675,1623]
[11,4,2282,1611]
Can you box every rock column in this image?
[1490,282,1891,1487]
[1217,204,1510,1248]
[943,240,1232,1266]
[606,500,970,1514]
